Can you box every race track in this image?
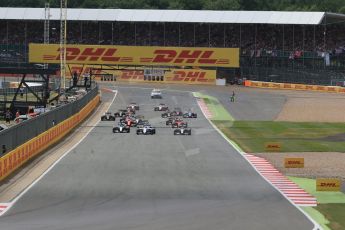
[0,85,314,230]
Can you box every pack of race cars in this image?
[100,102,197,136]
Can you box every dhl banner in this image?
[316,178,341,191]
[265,142,281,151]
[284,158,304,168]
[164,69,215,85]
[66,64,145,82]
[0,95,100,181]
[245,80,345,94]
[29,43,239,68]
[66,64,216,85]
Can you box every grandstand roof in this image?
[0,8,344,25]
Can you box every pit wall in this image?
[0,94,100,181]
[244,80,345,93]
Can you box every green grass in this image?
[288,177,345,204]
[302,207,332,230]
[193,92,234,121]
[315,204,345,230]
[194,91,345,152]
[213,120,345,152]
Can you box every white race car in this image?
[127,103,140,110]
[137,125,156,135]
[151,89,162,99]
[174,128,191,135]
[154,103,168,111]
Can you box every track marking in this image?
[0,203,10,214]
[194,92,322,230]
[185,148,200,157]
[0,90,118,217]
[244,153,317,207]
[196,98,212,119]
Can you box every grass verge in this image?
[288,177,345,204]
[213,120,345,152]
[315,204,345,230]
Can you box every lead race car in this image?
[154,103,169,111]
[174,127,191,135]
[101,112,115,121]
[151,89,162,99]
[113,123,130,133]
[136,125,156,135]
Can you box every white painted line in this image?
[0,91,118,217]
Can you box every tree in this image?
[180,0,204,10]
[0,0,344,12]
[238,0,258,10]
[339,6,345,14]
[204,0,240,10]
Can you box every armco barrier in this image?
[244,80,345,94]
[0,90,100,181]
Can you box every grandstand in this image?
[1,8,345,85]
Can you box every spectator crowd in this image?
[1,20,345,62]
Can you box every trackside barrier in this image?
[0,86,99,153]
[244,80,345,93]
[0,94,100,181]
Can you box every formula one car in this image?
[174,128,191,135]
[120,116,138,127]
[154,103,169,111]
[136,125,156,135]
[166,117,179,126]
[113,123,130,133]
[183,112,197,118]
[101,112,116,121]
[127,103,139,110]
[137,119,150,127]
[172,107,183,116]
[126,107,136,114]
[161,109,183,118]
[161,112,174,118]
[151,89,162,99]
[171,120,188,128]
[114,109,127,117]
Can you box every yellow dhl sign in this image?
[163,69,215,84]
[244,80,345,94]
[284,158,304,168]
[265,142,281,151]
[29,43,240,68]
[316,178,341,191]
[66,65,216,85]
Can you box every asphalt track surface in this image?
[0,85,313,230]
